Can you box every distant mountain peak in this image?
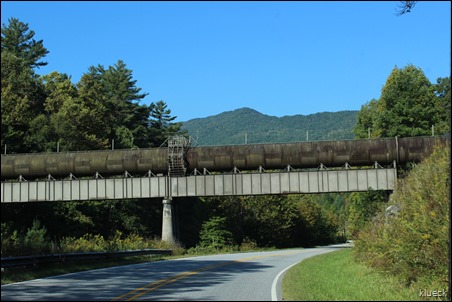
[182,108,358,146]
[224,107,261,114]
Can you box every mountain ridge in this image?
[181,107,358,146]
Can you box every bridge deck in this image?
[1,167,396,202]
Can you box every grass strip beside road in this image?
[282,248,417,301]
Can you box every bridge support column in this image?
[161,197,175,243]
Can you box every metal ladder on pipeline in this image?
[168,136,187,177]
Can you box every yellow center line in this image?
[112,250,301,301]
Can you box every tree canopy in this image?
[1,17,49,69]
[1,18,184,152]
[354,65,450,139]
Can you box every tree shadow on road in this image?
[1,256,273,301]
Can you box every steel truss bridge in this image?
[2,135,448,242]
[1,162,396,203]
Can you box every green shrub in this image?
[198,216,233,250]
[239,237,258,251]
[60,233,107,252]
[354,142,449,293]
[1,223,21,256]
[23,219,50,255]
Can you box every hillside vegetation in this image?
[353,143,450,293]
[182,108,357,145]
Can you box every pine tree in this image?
[148,100,185,146]
[1,17,49,69]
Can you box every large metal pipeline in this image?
[1,136,449,180]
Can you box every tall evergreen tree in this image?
[1,17,49,69]
[82,61,150,148]
[148,100,185,146]
[103,60,150,148]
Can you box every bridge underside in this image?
[1,165,396,202]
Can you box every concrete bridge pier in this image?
[161,197,175,243]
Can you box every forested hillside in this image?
[182,108,357,145]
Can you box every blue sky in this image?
[1,1,450,122]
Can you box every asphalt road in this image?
[1,244,348,301]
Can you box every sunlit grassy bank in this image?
[282,248,422,301]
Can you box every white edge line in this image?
[271,260,302,301]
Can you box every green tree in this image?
[148,100,185,146]
[296,196,339,246]
[22,72,78,152]
[1,18,49,152]
[313,193,348,240]
[80,61,151,149]
[25,114,57,152]
[102,60,148,111]
[433,77,451,134]
[200,196,248,245]
[115,126,135,149]
[51,73,110,151]
[240,195,299,247]
[199,216,233,250]
[375,65,442,138]
[42,71,77,115]
[1,17,49,69]
[1,51,46,153]
[346,190,388,238]
[101,60,150,148]
[23,219,49,255]
[353,98,380,139]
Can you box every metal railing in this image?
[1,248,172,269]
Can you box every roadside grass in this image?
[282,248,418,301]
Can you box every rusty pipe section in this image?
[1,136,449,180]
[1,149,168,180]
[185,135,448,171]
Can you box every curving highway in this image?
[1,245,348,301]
